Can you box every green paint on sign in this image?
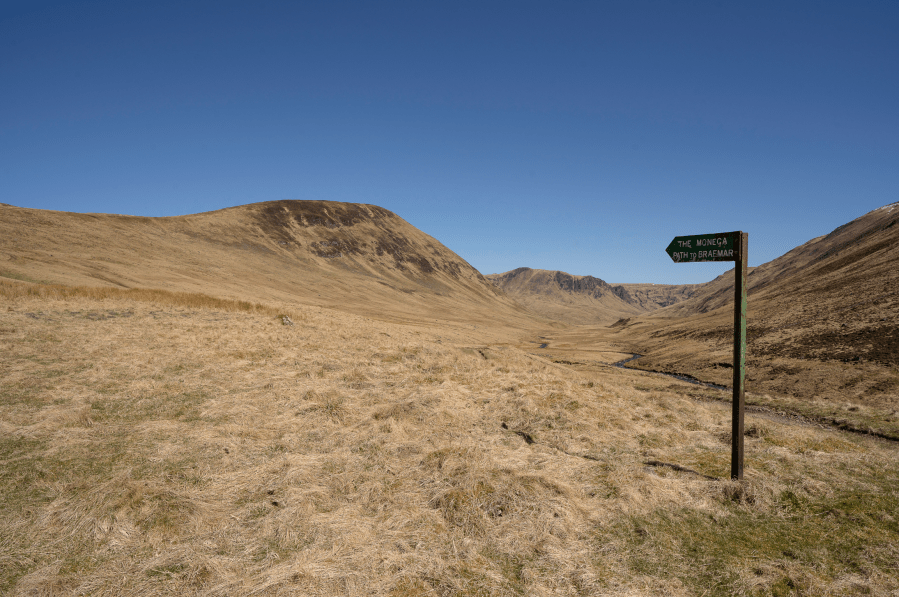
[665,232,739,263]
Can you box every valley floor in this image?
[531,322,899,443]
[2,283,898,596]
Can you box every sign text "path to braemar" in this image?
[665,232,738,263]
[665,230,748,480]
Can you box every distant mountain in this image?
[611,282,702,311]
[0,200,534,327]
[485,267,698,325]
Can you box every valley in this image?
[497,203,899,440]
[1,200,897,596]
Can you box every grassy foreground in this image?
[1,283,898,595]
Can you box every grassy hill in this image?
[543,203,899,439]
[0,200,537,336]
[1,201,898,595]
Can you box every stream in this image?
[537,348,897,439]
[612,354,730,391]
[610,354,899,438]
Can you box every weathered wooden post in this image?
[666,231,748,480]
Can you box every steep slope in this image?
[0,200,535,329]
[610,202,899,414]
[485,267,647,325]
[657,202,899,318]
[611,282,701,311]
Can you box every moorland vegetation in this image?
[1,201,897,596]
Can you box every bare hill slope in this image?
[0,200,535,329]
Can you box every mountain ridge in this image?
[0,200,536,330]
[486,267,699,325]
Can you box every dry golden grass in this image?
[568,305,899,441]
[0,201,536,337]
[2,281,898,596]
[591,204,899,439]
[488,205,899,442]
[0,279,276,316]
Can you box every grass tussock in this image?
[1,288,898,595]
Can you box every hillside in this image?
[486,268,699,325]
[486,268,649,325]
[611,282,702,311]
[579,202,899,435]
[656,202,899,319]
[2,201,899,595]
[0,200,537,333]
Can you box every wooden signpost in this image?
[666,231,748,480]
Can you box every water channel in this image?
[612,354,730,391]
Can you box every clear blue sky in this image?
[2,1,897,284]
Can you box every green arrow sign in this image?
[665,231,739,263]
